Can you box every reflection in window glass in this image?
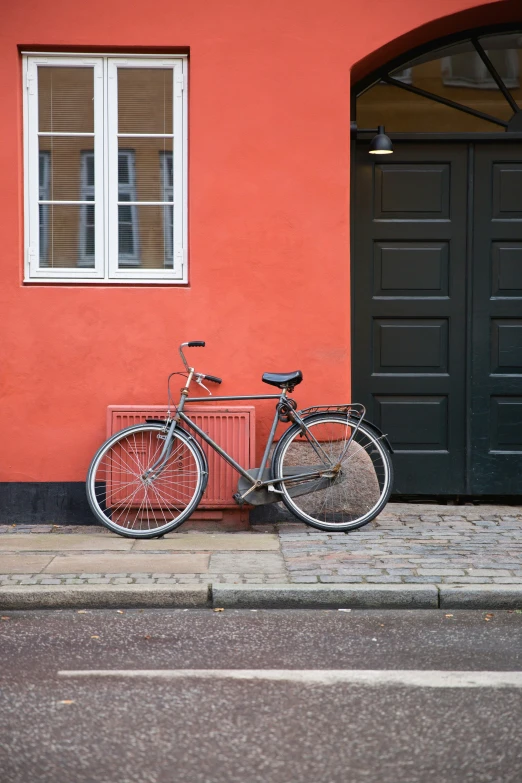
[357,31,522,133]
[161,152,174,268]
[118,69,173,135]
[357,81,502,133]
[117,151,139,266]
[116,68,174,270]
[38,152,50,267]
[79,153,95,267]
[38,67,94,133]
[441,50,519,89]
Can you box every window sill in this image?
[23,277,189,286]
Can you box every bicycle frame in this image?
[143,371,340,496]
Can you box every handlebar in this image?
[179,341,222,386]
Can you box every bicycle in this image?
[86,341,394,538]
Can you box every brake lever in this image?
[195,374,212,396]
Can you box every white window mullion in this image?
[103,56,110,279]
[173,59,184,280]
[107,58,119,279]
[92,58,105,277]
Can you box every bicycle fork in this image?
[142,368,195,481]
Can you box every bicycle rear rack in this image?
[298,403,366,419]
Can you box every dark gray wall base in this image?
[249,505,294,524]
[0,483,94,525]
[0,483,298,526]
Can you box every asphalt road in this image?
[1,609,522,782]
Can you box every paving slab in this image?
[43,553,209,574]
[0,535,132,551]
[208,552,286,574]
[134,533,279,551]
[0,555,54,573]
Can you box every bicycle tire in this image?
[272,413,393,531]
[86,422,207,538]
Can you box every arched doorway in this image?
[352,27,522,498]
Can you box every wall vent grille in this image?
[108,405,255,508]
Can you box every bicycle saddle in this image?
[262,371,303,389]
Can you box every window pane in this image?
[118,215,136,255]
[39,137,92,201]
[396,53,516,125]
[379,32,522,127]
[357,81,502,133]
[38,67,94,133]
[39,205,93,268]
[118,138,173,201]
[118,205,174,269]
[118,69,173,134]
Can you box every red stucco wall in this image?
[0,0,514,481]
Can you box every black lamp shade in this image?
[369,126,393,154]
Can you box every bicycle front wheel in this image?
[86,422,206,538]
[272,413,393,531]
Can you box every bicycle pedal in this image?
[232,492,245,507]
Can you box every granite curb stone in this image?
[439,584,522,609]
[211,583,439,609]
[2,582,522,609]
[0,584,210,609]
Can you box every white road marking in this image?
[57,669,522,688]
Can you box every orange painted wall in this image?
[0,0,513,482]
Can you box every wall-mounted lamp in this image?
[351,122,394,155]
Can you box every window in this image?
[441,50,519,89]
[356,31,522,134]
[24,54,187,283]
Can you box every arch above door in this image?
[355,27,522,134]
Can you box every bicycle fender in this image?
[294,412,394,454]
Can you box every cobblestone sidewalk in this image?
[280,503,522,584]
[0,503,521,587]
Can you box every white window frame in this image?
[23,53,188,284]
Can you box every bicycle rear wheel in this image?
[272,413,393,531]
[86,422,206,538]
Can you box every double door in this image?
[353,141,522,495]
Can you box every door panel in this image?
[353,143,468,494]
[471,144,522,493]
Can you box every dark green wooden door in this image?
[470,144,522,494]
[353,140,522,496]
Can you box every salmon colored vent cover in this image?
[108,405,255,509]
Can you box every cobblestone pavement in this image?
[0,503,521,587]
[279,503,522,584]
